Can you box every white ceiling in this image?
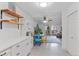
[15,2,74,26]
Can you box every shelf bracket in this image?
[0,10,3,29]
[17,17,19,30]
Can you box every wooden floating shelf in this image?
[0,19,22,24]
[0,20,16,24]
[1,9,24,18]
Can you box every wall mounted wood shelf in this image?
[0,9,24,29]
[0,19,17,24]
[1,9,23,18]
[0,19,23,25]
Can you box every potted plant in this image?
[46,26,50,35]
[34,24,43,34]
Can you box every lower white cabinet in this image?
[11,37,33,56]
[22,40,30,56]
[11,43,23,56]
[0,37,33,56]
[26,37,33,54]
[0,48,11,56]
[11,40,29,56]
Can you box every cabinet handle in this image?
[70,36,74,39]
[16,53,20,56]
[16,45,20,47]
[0,52,6,56]
[27,43,29,45]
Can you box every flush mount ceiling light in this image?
[43,20,48,23]
[40,2,47,7]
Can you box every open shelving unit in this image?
[0,9,24,29]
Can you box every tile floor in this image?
[30,36,70,56]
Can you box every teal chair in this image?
[33,34,41,46]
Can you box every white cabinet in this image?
[27,37,33,52]
[0,37,33,56]
[11,37,33,56]
[0,48,11,56]
[11,40,28,56]
[11,43,23,56]
[20,39,29,56]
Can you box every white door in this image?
[67,10,78,55]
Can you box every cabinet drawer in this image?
[12,44,21,51]
[11,40,28,56]
[12,50,23,56]
[11,39,32,56]
[0,48,11,56]
[11,42,23,56]
[26,40,32,53]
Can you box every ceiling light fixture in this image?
[40,2,47,7]
[43,16,48,23]
[43,20,48,23]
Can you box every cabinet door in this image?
[11,43,23,56]
[11,38,33,56]
[11,39,29,56]
[19,39,32,56]
[0,48,11,56]
[28,37,33,49]
[21,40,28,56]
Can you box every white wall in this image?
[0,2,8,10]
[15,5,37,37]
[2,22,18,30]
